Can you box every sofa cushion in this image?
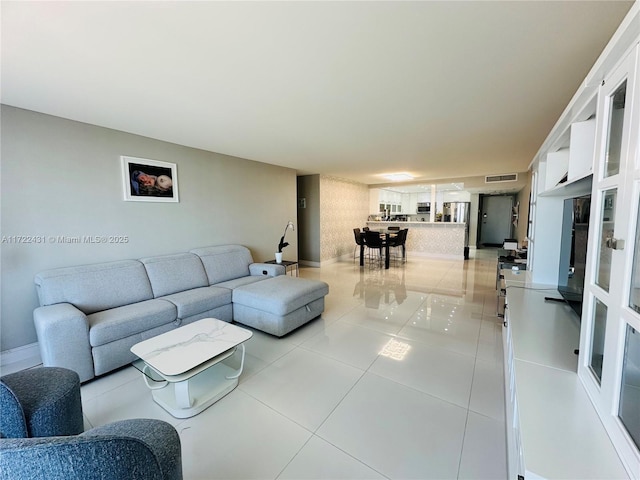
[140,253,208,298]
[190,245,253,285]
[214,276,266,290]
[34,260,153,314]
[233,276,329,316]
[88,299,176,347]
[160,286,232,320]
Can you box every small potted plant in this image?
[276,221,295,263]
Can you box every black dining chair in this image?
[389,228,408,263]
[364,230,384,266]
[400,228,408,262]
[353,228,367,263]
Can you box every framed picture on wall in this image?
[121,156,179,202]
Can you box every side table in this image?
[264,259,299,277]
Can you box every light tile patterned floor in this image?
[81,249,506,479]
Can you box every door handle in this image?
[605,237,625,250]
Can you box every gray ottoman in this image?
[232,276,329,336]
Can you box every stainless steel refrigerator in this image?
[443,202,471,258]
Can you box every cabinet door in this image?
[579,47,640,475]
[401,194,411,214]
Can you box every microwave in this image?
[417,202,430,213]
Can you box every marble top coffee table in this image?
[131,318,252,418]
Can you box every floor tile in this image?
[469,358,506,421]
[179,388,311,480]
[241,327,299,363]
[239,348,364,431]
[82,373,180,427]
[476,317,505,364]
[80,365,140,402]
[369,337,476,408]
[301,321,393,370]
[398,304,481,357]
[317,373,467,479]
[277,436,387,480]
[338,298,415,336]
[458,411,508,480]
[284,314,339,345]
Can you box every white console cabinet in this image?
[501,271,628,479]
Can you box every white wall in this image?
[0,106,297,352]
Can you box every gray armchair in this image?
[0,418,183,480]
[0,367,182,479]
[1,367,84,438]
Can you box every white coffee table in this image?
[130,318,252,418]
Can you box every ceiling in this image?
[1,1,634,188]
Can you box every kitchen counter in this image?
[366,221,466,259]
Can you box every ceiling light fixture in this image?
[381,172,414,182]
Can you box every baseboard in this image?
[299,259,321,267]
[0,342,42,375]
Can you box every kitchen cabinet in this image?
[377,189,402,213]
[401,193,415,214]
[369,188,381,214]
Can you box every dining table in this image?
[359,229,397,269]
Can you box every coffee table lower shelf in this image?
[147,360,239,419]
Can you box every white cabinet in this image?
[502,302,525,479]
[568,119,596,181]
[399,193,421,214]
[539,119,596,195]
[369,188,381,214]
[525,5,639,477]
[502,273,629,480]
[378,189,403,213]
[417,192,430,202]
[410,193,418,214]
[544,149,569,191]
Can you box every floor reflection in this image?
[353,269,407,308]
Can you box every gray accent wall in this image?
[297,175,320,264]
[1,105,297,351]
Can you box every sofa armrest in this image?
[249,263,286,277]
[0,419,182,480]
[82,419,182,480]
[0,382,28,438]
[33,304,94,383]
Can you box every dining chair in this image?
[399,228,409,262]
[389,228,408,264]
[364,230,384,266]
[353,228,367,263]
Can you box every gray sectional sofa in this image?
[33,245,328,383]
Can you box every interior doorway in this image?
[479,195,514,247]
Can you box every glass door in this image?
[579,47,640,475]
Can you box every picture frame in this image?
[121,156,179,202]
